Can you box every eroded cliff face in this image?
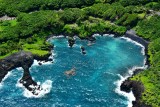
[0,51,40,95]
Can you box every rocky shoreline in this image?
[120,30,151,107]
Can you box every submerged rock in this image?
[64,68,76,77]
[80,46,86,55]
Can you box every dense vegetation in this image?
[0,0,160,107]
[0,0,95,17]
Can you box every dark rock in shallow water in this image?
[86,36,96,42]
[68,37,75,48]
[80,46,86,55]
[120,80,132,93]
[48,58,53,61]
[80,46,85,52]
[82,51,86,55]
[0,51,41,95]
[38,62,42,65]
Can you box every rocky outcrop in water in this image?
[121,79,151,107]
[80,46,86,55]
[0,51,41,95]
[68,37,75,48]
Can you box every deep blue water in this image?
[0,35,145,107]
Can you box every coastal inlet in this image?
[0,35,146,107]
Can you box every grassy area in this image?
[0,50,18,59]
[0,19,17,32]
[22,38,51,57]
[10,19,17,26]
[24,49,49,56]
[138,13,146,19]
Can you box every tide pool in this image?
[0,35,145,107]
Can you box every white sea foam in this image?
[47,35,65,42]
[120,37,145,55]
[16,80,52,98]
[103,34,115,37]
[0,71,12,89]
[92,34,101,37]
[92,33,115,37]
[32,60,52,66]
[16,67,23,71]
[2,71,12,82]
[0,68,23,89]
[73,36,79,40]
[0,82,3,89]
[32,51,56,66]
[0,83,2,89]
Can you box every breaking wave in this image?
[16,80,52,98]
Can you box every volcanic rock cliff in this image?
[0,51,40,95]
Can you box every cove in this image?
[0,35,145,107]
